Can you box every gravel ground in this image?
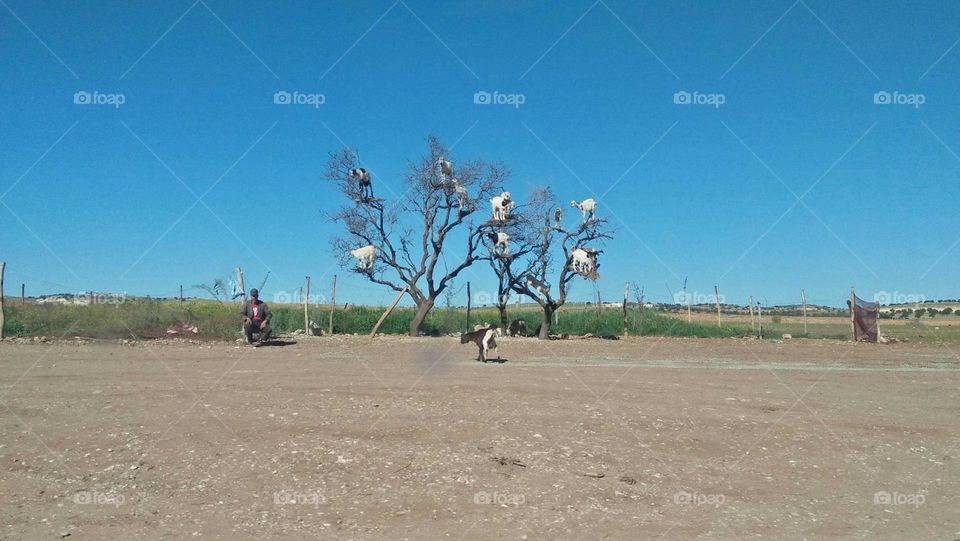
[1,335,958,540]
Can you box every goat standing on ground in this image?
[348,168,373,200]
[349,245,377,270]
[461,325,500,362]
[570,198,596,222]
[490,192,514,221]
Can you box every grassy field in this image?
[2,300,750,340]
[5,299,959,344]
[668,310,960,344]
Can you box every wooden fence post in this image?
[0,262,5,340]
[637,286,645,337]
[328,275,336,336]
[801,288,808,335]
[714,285,722,327]
[370,287,408,337]
[179,285,184,305]
[21,283,25,306]
[748,295,755,333]
[757,302,763,339]
[622,282,629,336]
[304,276,311,333]
[465,282,472,331]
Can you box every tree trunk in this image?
[409,299,435,337]
[538,305,554,340]
[497,303,509,329]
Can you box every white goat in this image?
[437,158,453,178]
[525,275,550,297]
[570,198,597,222]
[348,168,373,200]
[488,231,510,257]
[349,245,377,270]
[490,191,514,221]
[449,178,467,210]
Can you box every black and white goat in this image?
[461,325,500,362]
[488,231,510,257]
[348,168,373,200]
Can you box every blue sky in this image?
[1,0,958,308]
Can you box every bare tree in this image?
[501,188,614,339]
[483,188,553,328]
[325,135,508,336]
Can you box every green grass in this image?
[2,300,752,340]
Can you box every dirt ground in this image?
[1,335,958,540]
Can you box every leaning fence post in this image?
[370,287,408,337]
[714,285,722,327]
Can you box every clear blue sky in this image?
[1,0,958,308]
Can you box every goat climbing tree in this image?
[326,135,507,336]
[483,188,553,329]
[501,188,614,339]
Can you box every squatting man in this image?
[241,288,272,345]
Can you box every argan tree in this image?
[482,188,553,328]
[326,136,508,336]
[500,188,614,339]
